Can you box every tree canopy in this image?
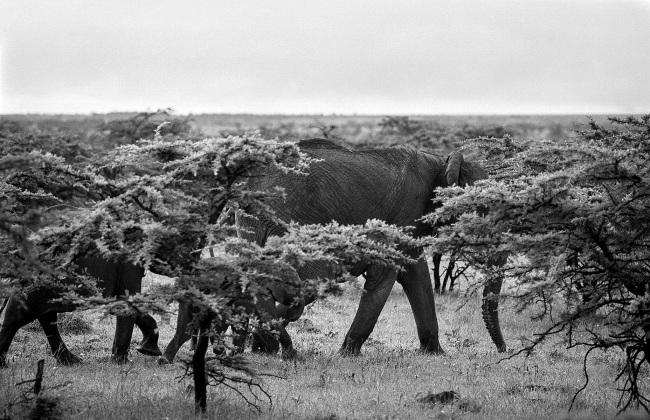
[427,115,650,410]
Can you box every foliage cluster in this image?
[0,123,89,163]
[97,108,196,145]
[427,115,650,410]
[1,127,421,412]
[0,109,197,164]
[374,116,513,153]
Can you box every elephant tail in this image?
[481,277,507,352]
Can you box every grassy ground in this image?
[1,277,648,420]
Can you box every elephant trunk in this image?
[445,151,464,187]
[481,276,507,352]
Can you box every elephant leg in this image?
[255,295,296,359]
[111,315,135,364]
[276,304,289,326]
[341,265,397,356]
[397,258,443,354]
[251,328,280,355]
[135,313,162,356]
[0,324,18,368]
[275,304,292,328]
[39,312,83,365]
[269,270,305,326]
[159,302,195,365]
[0,329,17,368]
[231,325,248,353]
[277,326,297,360]
[1,295,81,367]
[251,296,280,355]
[263,290,305,348]
[284,300,305,324]
[0,297,31,367]
[0,298,69,367]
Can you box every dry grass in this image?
[1,277,649,419]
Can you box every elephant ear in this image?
[445,151,464,186]
[460,161,489,186]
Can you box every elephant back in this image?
[296,138,347,151]
[243,139,451,238]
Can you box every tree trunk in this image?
[193,315,212,414]
[432,253,442,294]
[441,258,455,294]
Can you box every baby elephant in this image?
[159,269,304,364]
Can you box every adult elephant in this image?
[0,257,162,367]
[239,139,506,355]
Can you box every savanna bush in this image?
[428,115,650,411]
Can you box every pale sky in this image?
[1,0,649,115]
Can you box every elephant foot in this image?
[136,340,162,357]
[158,355,173,365]
[420,341,445,355]
[251,331,280,355]
[55,349,83,366]
[111,354,132,365]
[338,346,362,357]
[252,344,279,355]
[339,336,363,357]
[419,346,445,356]
[281,348,298,361]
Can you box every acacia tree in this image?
[0,151,96,298]
[427,115,650,411]
[1,131,421,413]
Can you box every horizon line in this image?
[1,111,646,118]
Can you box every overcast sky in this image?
[1,0,649,115]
